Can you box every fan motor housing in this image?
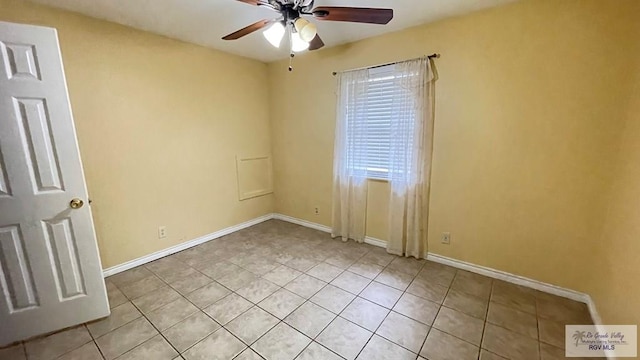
[282,4,302,23]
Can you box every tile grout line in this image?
[314,251,439,358]
[257,245,379,358]
[278,249,369,359]
[309,253,428,359]
[476,276,493,360]
[102,221,589,360]
[417,270,456,359]
[312,258,369,357]
[111,259,239,358]
[223,255,331,356]
[126,299,184,359]
[83,323,107,360]
[308,250,373,359]
[169,279,273,356]
[23,324,102,360]
[536,293,542,360]
[118,258,486,359]
[217,250,358,359]
[112,275,191,359]
[368,260,438,358]
[144,263,248,358]
[153,242,352,358]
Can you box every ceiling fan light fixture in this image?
[294,17,317,43]
[290,30,310,52]
[263,21,285,48]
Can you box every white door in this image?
[0,21,109,346]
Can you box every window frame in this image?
[342,64,418,181]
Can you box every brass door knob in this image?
[70,198,84,209]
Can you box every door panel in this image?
[0,148,10,197]
[14,97,64,192]
[43,217,86,299]
[0,21,109,346]
[0,225,39,311]
[2,42,41,80]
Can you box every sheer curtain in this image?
[332,57,436,251]
[331,69,370,243]
[387,57,436,258]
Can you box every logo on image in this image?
[566,325,637,357]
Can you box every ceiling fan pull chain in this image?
[289,52,295,72]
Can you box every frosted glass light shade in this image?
[291,31,310,52]
[263,22,285,48]
[294,18,317,42]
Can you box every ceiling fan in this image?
[222,0,393,57]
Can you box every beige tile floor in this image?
[1,220,597,360]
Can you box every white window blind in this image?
[344,64,417,180]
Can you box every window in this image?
[342,64,417,180]
[333,57,431,249]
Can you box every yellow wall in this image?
[591,48,640,325]
[0,0,274,268]
[268,0,639,296]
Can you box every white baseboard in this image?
[273,213,331,233]
[102,213,275,277]
[101,211,602,329]
[426,253,588,303]
[585,300,610,358]
[424,254,602,326]
[271,213,387,248]
[363,236,387,248]
[587,296,603,325]
[427,254,604,327]
[272,213,601,318]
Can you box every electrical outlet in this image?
[441,232,451,244]
[314,207,319,215]
[158,226,167,239]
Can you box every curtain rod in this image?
[332,53,440,76]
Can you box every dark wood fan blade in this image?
[235,0,277,11]
[309,34,324,51]
[312,7,393,24]
[236,0,264,6]
[222,19,271,40]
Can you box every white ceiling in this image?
[29,0,516,62]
